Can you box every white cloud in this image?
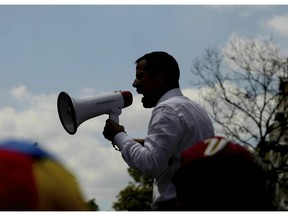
[11,85,30,100]
[222,33,285,75]
[0,86,134,210]
[0,85,218,210]
[0,85,165,210]
[79,87,98,97]
[266,14,288,38]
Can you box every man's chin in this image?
[141,96,156,108]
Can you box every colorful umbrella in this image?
[0,139,87,211]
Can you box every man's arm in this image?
[103,119,145,146]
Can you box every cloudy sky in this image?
[0,4,288,210]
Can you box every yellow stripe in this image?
[33,159,87,210]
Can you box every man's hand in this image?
[103,119,125,142]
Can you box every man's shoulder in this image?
[156,95,196,111]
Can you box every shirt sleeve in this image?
[113,104,183,178]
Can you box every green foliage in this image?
[112,168,153,211]
[86,198,99,211]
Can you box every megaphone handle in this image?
[109,113,119,124]
[108,113,121,151]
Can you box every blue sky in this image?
[2,5,288,97]
[0,4,288,210]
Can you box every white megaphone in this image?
[57,90,133,135]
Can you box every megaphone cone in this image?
[57,91,133,135]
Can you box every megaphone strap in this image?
[112,143,120,151]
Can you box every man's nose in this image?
[132,79,138,88]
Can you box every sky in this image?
[0,4,288,210]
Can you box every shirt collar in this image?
[156,88,183,105]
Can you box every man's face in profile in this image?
[133,59,163,108]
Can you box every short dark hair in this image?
[135,51,180,85]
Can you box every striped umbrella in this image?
[0,139,87,211]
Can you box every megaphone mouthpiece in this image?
[120,91,133,108]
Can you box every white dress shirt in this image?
[113,88,214,209]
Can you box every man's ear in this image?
[157,72,167,84]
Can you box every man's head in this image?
[133,51,180,108]
[172,136,276,211]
